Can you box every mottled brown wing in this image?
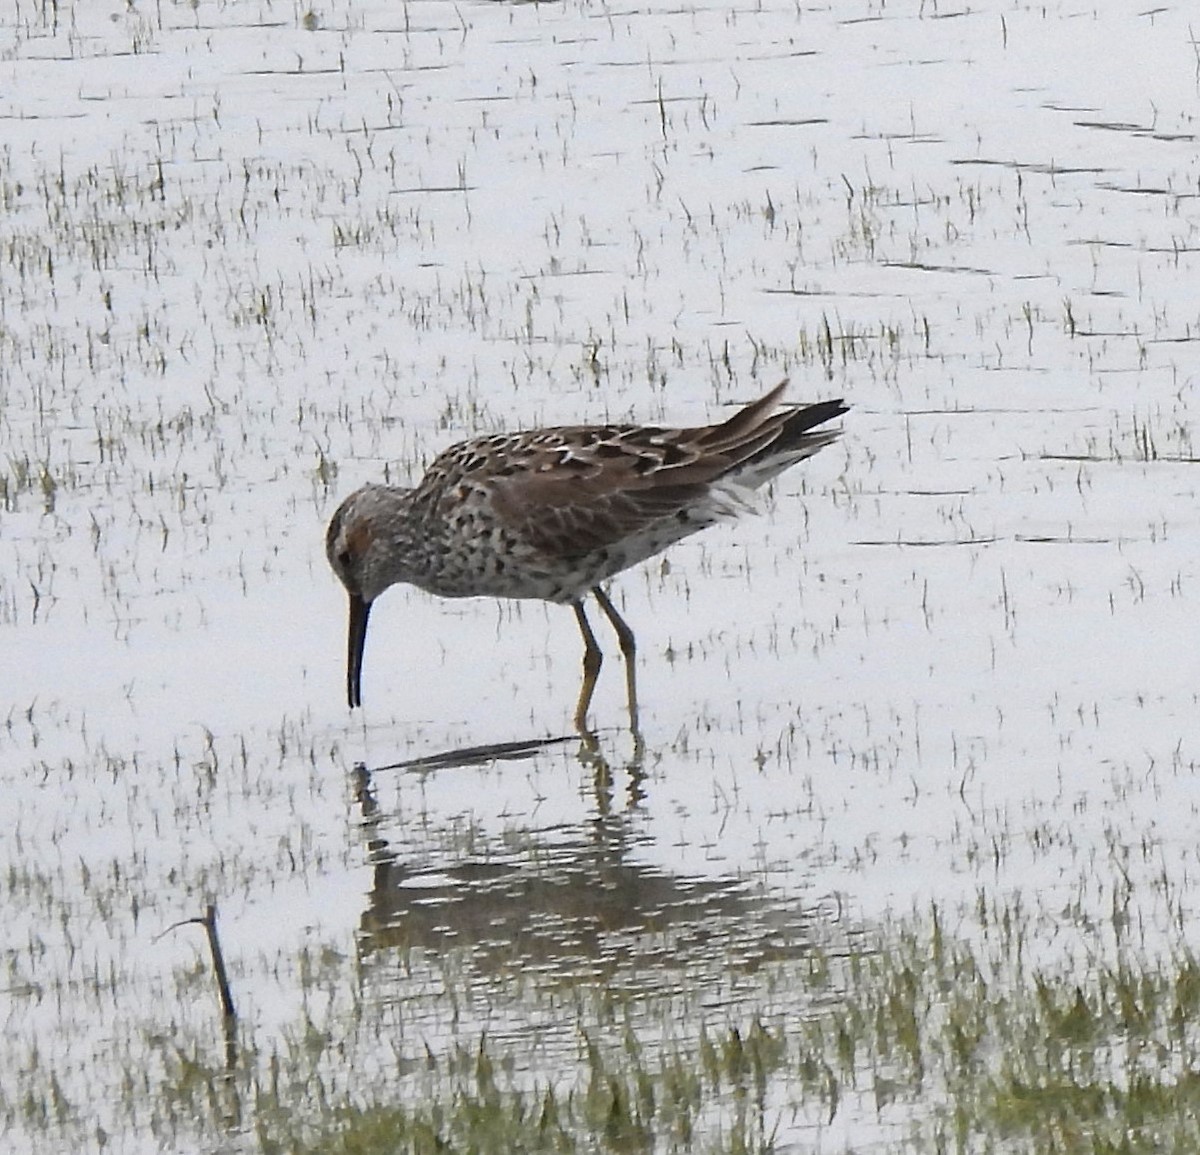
[429,381,831,563]
[481,431,729,562]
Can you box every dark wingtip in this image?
[784,398,848,433]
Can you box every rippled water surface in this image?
[3,0,1200,1150]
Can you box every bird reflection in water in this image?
[349,755,820,980]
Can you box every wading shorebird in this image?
[326,381,846,731]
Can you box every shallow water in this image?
[3,0,1200,1150]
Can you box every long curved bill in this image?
[346,593,372,708]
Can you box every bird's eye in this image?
[337,549,352,570]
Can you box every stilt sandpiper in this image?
[326,380,846,730]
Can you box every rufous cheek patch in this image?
[346,522,374,559]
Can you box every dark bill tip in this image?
[347,593,372,709]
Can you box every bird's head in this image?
[326,486,396,708]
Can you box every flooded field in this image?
[4,0,1200,1150]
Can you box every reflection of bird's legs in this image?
[572,600,604,734]
[573,592,643,810]
[591,586,640,737]
[572,601,613,812]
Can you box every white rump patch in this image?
[702,478,762,520]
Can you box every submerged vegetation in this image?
[39,906,1199,1154]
